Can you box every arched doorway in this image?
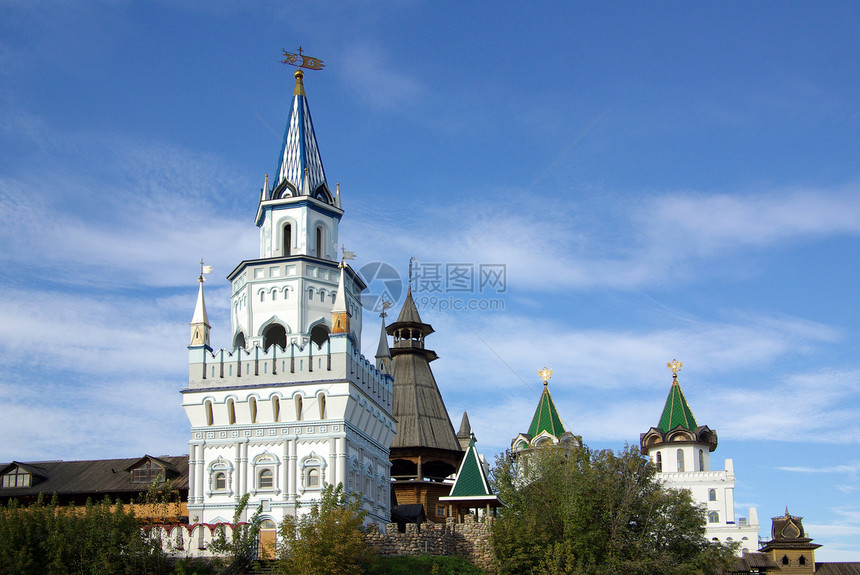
[310,323,330,347]
[262,324,287,350]
[258,519,277,559]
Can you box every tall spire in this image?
[271,69,328,200]
[189,266,211,348]
[375,301,392,374]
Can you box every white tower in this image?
[640,360,759,553]
[182,69,395,544]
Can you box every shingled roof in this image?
[657,375,698,432]
[528,382,566,438]
[0,455,189,502]
[387,289,458,453]
[445,437,496,499]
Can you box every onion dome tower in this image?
[387,286,462,523]
[511,368,581,453]
[760,508,820,572]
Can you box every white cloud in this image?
[339,41,423,111]
[778,462,860,474]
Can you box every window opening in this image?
[258,469,273,489]
[283,224,292,255]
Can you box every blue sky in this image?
[1,0,859,560]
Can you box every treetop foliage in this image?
[491,444,736,575]
[275,483,375,575]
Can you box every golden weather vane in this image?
[282,46,325,71]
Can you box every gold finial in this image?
[539,367,553,385]
[667,359,682,378]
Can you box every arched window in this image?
[677,449,685,472]
[295,396,303,421]
[233,331,246,350]
[258,469,273,489]
[283,224,292,256]
[262,323,287,350]
[205,400,213,426]
[708,511,719,523]
[315,227,323,258]
[249,397,257,423]
[307,468,320,487]
[698,449,705,471]
[310,324,330,347]
[214,472,226,491]
[318,393,326,420]
[782,556,789,565]
[272,397,280,422]
[799,556,806,566]
[708,488,717,501]
[307,288,313,300]
[655,452,662,473]
[227,399,236,425]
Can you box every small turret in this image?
[511,368,581,453]
[639,360,718,464]
[331,262,351,334]
[375,305,391,374]
[457,411,472,451]
[189,263,212,348]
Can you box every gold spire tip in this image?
[539,367,553,385]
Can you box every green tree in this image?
[208,493,263,563]
[276,483,375,575]
[491,444,736,575]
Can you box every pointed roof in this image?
[457,412,472,439]
[190,277,209,327]
[657,375,698,432]
[375,314,390,359]
[272,70,327,198]
[527,382,566,438]
[446,437,495,499]
[392,288,433,333]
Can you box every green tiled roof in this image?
[528,384,566,438]
[657,378,698,432]
[449,437,492,497]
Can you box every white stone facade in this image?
[183,71,395,541]
[649,449,760,552]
